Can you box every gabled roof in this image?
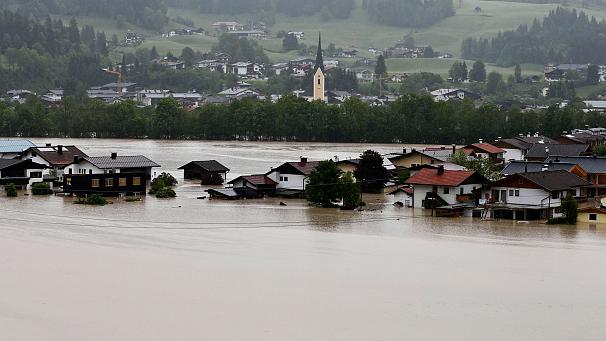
[466,143,505,154]
[229,174,277,186]
[501,161,582,175]
[0,140,36,154]
[405,168,486,187]
[493,170,591,191]
[386,149,443,163]
[25,145,88,166]
[525,144,589,159]
[0,159,47,171]
[545,156,606,173]
[178,160,230,172]
[269,161,320,176]
[83,156,160,170]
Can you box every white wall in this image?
[503,148,524,161]
[483,187,578,207]
[267,171,308,190]
[64,160,112,175]
[412,183,480,208]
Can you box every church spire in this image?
[314,32,324,73]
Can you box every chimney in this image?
[545,146,549,155]
[45,143,51,147]
[402,147,407,154]
[542,164,549,172]
[524,165,528,173]
[73,155,79,163]
[57,145,63,154]
[111,152,117,159]
[300,156,307,164]
[437,165,445,175]
[479,138,483,144]
[452,144,456,155]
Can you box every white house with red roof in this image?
[405,166,490,209]
[460,142,506,164]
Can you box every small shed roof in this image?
[178,160,230,172]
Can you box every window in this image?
[30,172,42,178]
[552,192,559,200]
[119,178,127,187]
[460,187,464,195]
[66,178,72,186]
[105,178,114,187]
[589,213,598,221]
[443,187,450,194]
[515,190,520,197]
[68,169,73,174]
[509,189,514,197]
[317,78,321,85]
[91,179,100,188]
[280,176,288,182]
[283,176,288,182]
[133,177,141,186]
[89,169,92,175]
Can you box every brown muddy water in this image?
[1,139,606,340]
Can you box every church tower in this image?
[313,33,325,102]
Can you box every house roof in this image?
[467,143,505,154]
[501,161,581,175]
[178,160,230,172]
[0,140,36,154]
[495,170,591,191]
[83,155,160,170]
[269,161,321,176]
[405,168,484,187]
[26,146,88,166]
[0,159,47,171]
[386,150,443,163]
[525,144,589,159]
[545,156,606,174]
[229,174,277,186]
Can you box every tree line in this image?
[1,94,604,144]
[362,0,455,27]
[0,0,168,30]
[461,7,606,66]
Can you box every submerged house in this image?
[0,140,36,159]
[405,166,489,213]
[0,159,48,189]
[266,157,320,196]
[483,170,591,220]
[207,175,277,199]
[178,160,230,185]
[20,144,88,183]
[63,153,160,196]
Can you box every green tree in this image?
[514,64,522,83]
[423,46,434,58]
[375,55,387,76]
[340,172,361,209]
[594,144,606,156]
[587,64,600,85]
[306,160,342,207]
[449,61,467,82]
[468,60,486,82]
[153,98,185,139]
[449,151,501,181]
[486,71,503,94]
[180,47,197,67]
[354,150,389,193]
[561,193,578,224]
[5,183,17,197]
[282,33,299,51]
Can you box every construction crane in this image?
[102,68,123,95]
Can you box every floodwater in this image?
[1,139,606,340]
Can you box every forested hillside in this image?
[362,0,455,27]
[0,0,168,30]
[462,7,606,66]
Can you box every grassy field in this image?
[64,0,606,74]
[384,59,544,77]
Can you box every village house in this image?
[461,143,505,164]
[178,160,230,185]
[41,89,64,104]
[227,62,264,78]
[483,170,591,220]
[544,156,606,196]
[405,166,490,213]
[265,157,320,196]
[156,56,185,70]
[206,175,277,199]
[197,60,228,73]
[557,128,606,148]
[493,135,558,161]
[0,140,36,159]
[63,153,160,196]
[524,143,590,161]
[212,21,244,32]
[20,144,88,183]
[6,90,36,104]
[136,90,203,107]
[163,28,204,37]
[226,30,268,39]
[0,159,48,190]
[287,31,305,40]
[431,88,481,102]
[501,160,588,178]
[218,87,261,99]
[386,148,444,170]
[577,207,606,224]
[123,31,144,46]
[544,64,589,82]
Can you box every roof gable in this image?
[405,168,486,187]
[178,160,230,172]
[84,155,160,169]
[27,145,88,166]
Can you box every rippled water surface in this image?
[1,139,606,340]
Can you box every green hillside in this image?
[56,0,606,74]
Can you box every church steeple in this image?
[314,32,324,73]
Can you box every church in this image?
[312,33,326,102]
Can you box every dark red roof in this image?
[269,161,320,176]
[468,143,505,154]
[28,145,88,166]
[229,174,277,186]
[405,168,478,186]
